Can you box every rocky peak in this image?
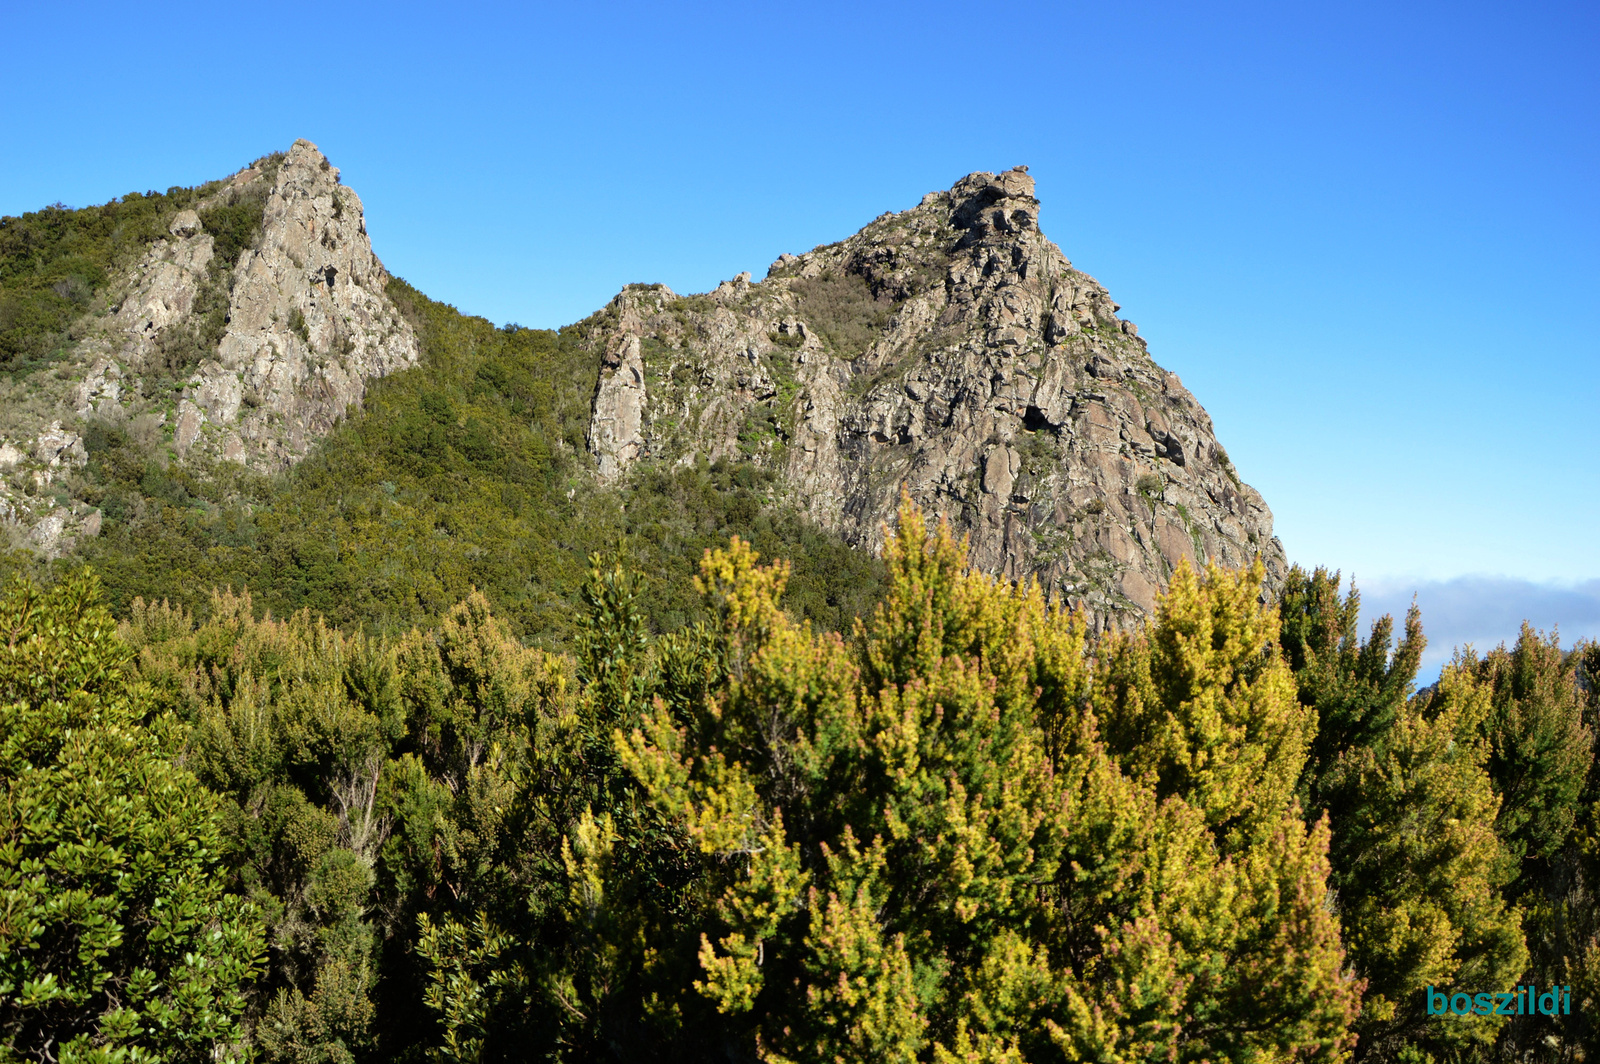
[585,166,1286,626]
[949,166,1039,239]
[175,139,418,467]
[1,140,418,554]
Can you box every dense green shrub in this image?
[0,157,276,378]
[0,573,264,1062]
[418,505,1361,1062]
[0,191,194,373]
[1279,567,1600,1060]
[4,518,1596,1062]
[200,189,269,269]
[790,269,899,360]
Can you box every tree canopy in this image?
[0,573,263,1063]
[3,516,1597,1063]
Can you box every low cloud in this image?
[1352,576,1600,683]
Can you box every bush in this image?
[0,572,264,1061]
[0,193,191,374]
[200,189,268,269]
[790,269,898,361]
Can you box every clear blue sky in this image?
[4,1,1596,667]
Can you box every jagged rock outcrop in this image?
[1,148,1282,611]
[583,166,1286,625]
[589,335,648,479]
[181,141,418,466]
[1,140,418,554]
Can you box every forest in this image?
[2,186,1598,1064]
[1,498,1596,1063]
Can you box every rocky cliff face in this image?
[585,167,1286,625]
[1,140,417,553]
[3,150,1281,620]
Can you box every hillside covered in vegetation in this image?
[3,151,1599,1063]
[0,147,1284,635]
[3,505,1597,1062]
[57,277,886,647]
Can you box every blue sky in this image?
[3,0,1596,672]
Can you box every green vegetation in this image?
[1281,568,1599,1060]
[200,190,271,269]
[766,329,804,349]
[0,190,198,374]
[668,523,1352,1061]
[1214,443,1242,488]
[3,501,1598,1061]
[59,279,882,652]
[0,156,276,378]
[790,269,899,361]
[0,573,264,1061]
[5,170,1600,1063]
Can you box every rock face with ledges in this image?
[582,166,1286,626]
[178,140,419,468]
[0,140,418,554]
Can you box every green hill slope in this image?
[60,277,883,645]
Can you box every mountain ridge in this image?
[581,165,1285,624]
[0,145,1283,629]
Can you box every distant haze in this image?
[1356,576,1600,682]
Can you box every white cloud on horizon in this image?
[1352,575,1600,683]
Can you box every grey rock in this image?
[35,422,86,469]
[590,335,647,479]
[197,139,420,469]
[169,209,202,237]
[115,230,214,342]
[29,514,66,553]
[87,140,418,470]
[74,359,123,418]
[582,166,1287,627]
[0,139,422,550]
[174,400,206,455]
